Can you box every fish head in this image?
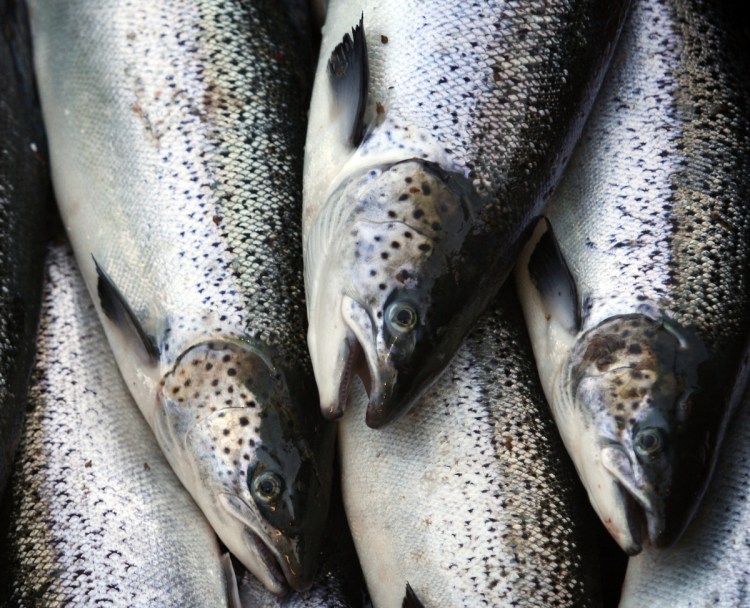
[158,340,333,594]
[307,159,482,427]
[566,314,715,553]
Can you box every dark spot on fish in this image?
[628,343,642,354]
[431,222,441,231]
[391,241,401,249]
[376,101,385,114]
[223,354,231,363]
[405,177,412,183]
[421,183,431,195]
[381,252,389,259]
[206,363,213,370]
[223,429,230,436]
[85,460,92,468]
[239,417,249,426]
[404,231,412,239]
[224,448,230,454]
[370,269,377,276]
[380,34,388,43]
[228,368,237,377]
[212,379,219,387]
[143,462,150,471]
[379,283,386,290]
[172,387,180,394]
[398,193,409,201]
[388,210,396,218]
[413,209,424,219]
[418,244,431,252]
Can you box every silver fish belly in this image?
[516,0,750,555]
[29,0,333,593]
[302,0,630,427]
[7,243,230,607]
[0,0,50,495]
[339,286,601,608]
[619,385,750,607]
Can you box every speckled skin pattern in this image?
[518,0,750,551]
[0,0,50,494]
[339,286,600,608]
[29,0,333,592]
[621,387,750,607]
[238,569,355,608]
[303,0,630,426]
[7,244,229,607]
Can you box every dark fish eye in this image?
[386,302,418,333]
[252,471,283,502]
[634,427,665,459]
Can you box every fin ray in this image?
[327,14,368,147]
[94,256,159,363]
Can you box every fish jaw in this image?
[306,159,487,427]
[564,315,717,551]
[154,340,333,593]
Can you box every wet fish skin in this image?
[516,0,750,554]
[619,386,750,607]
[29,0,334,593]
[0,0,50,495]
[303,0,630,427]
[339,285,601,608]
[7,243,230,607]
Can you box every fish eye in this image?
[634,427,665,459]
[251,471,284,503]
[386,302,418,334]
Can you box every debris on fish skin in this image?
[339,285,601,608]
[7,243,231,607]
[303,0,630,428]
[0,0,51,496]
[29,0,334,593]
[516,0,750,555]
[619,387,750,607]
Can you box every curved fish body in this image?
[7,243,230,607]
[339,286,601,608]
[515,0,750,555]
[0,0,50,494]
[619,388,750,607]
[302,0,630,427]
[238,568,361,608]
[29,0,334,593]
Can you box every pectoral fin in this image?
[327,14,368,147]
[402,583,425,608]
[94,256,159,363]
[527,218,580,334]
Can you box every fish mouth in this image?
[244,530,290,595]
[601,445,665,552]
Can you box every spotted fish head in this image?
[307,159,482,427]
[156,341,333,594]
[566,315,716,553]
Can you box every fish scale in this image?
[516,0,750,555]
[339,287,600,608]
[7,243,229,607]
[302,0,629,427]
[29,0,333,593]
[0,0,50,495]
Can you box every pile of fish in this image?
[0,0,749,606]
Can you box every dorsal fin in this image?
[327,14,368,147]
[402,583,425,608]
[94,257,159,363]
[527,218,581,334]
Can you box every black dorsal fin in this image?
[94,257,159,363]
[402,583,425,608]
[327,14,368,147]
[527,218,581,334]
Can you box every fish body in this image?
[302,0,630,427]
[516,0,750,554]
[7,243,230,607]
[0,0,50,494]
[29,0,334,593]
[619,388,750,607]
[339,286,601,608]
[238,569,360,608]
